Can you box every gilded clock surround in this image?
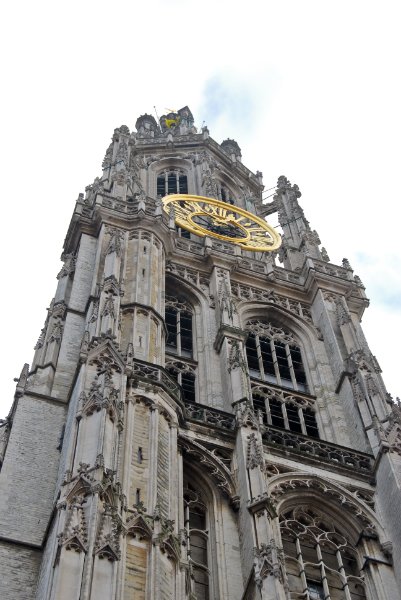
[162,194,281,252]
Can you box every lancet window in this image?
[184,482,210,600]
[217,182,235,204]
[157,170,188,197]
[165,295,196,402]
[245,320,308,393]
[166,360,196,403]
[280,507,366,599]
[252,386,319,438]
[165,296,193,358]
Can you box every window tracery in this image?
[184,482,210,600]
[251,384,319,438]
[280,507,366,600]
[166,360,196,403]
[165,295,196,402]
[157,170,188,197]
[217,181,235,204]
[165,296,193,358]
[245,320,308,393]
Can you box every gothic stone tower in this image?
[1,106,401,600]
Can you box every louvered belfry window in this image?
[245,321,307,393]
[157,170,188,196]
[184,483,210,600]
[165,295,195,402]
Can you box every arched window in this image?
[184,482,210,600]
[280,507,366,599]
[166,360,196,403]
[252,386,319,438]
[245,320,308,393]
[157,170,188,197]
[216,181,235,204]
[165,296,193,358]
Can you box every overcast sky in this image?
[1,0,400,417]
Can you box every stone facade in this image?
[0,107,400,599]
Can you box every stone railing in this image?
[175,237,204,256]
[262,426,373,474]
[311,258,352,280]
[184,401,236,431]
[130,359,182,404]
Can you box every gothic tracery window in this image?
[252,387,319,438]
[280,507,366,600]
[166,360,196,403]
[184,482,210,600]
[165,296,193,358]
[218,182,235,204]
[245,321,308,393]
[165,295,196,402]
[157,170,188,197]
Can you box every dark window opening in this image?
[286,404,303,434]
[245,333,259,374]
[157,172,188,197]
[245,326,308,393]
[306,581,325,600]
[165,308,178,349]
[303,407,319,438]
[270,398,285,429]
[181,372,196,403]
[175,225,191,239]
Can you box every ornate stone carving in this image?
[335,296,352,325]
[49,321,64,343]
[126,511,153,541]
[179,436,236,502]
[380,399,401,456]
[218,278,237,325]
[263,426,372,474]
[34,328,46,350]
[115,139,128,165]
[153,511,181,563]
[270,477,376,530]
[245,320,296,344]
[227,339,246,372]
[166,263,210,294]
[253,539,285,587]
[58,495,88,553]
[185,402,235,431]
[247,433,264,469]
[102,142,114,169]
[88,336,125,374]
[321,247,330,262]
[95,503,121,561]
[235,400,260,429]
[90,300,99,323]
[165,295,194,314]
[105,227,124,257]
[101,294,116,318]
[57,253,76,279]
[231,282,313,324]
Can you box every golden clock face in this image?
[162,194,281,252]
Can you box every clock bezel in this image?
[162,194,281,252]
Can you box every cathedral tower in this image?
[1,106,400,600]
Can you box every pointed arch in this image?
[179,435,236,505]
[269,473,382,540]
[270,473,388,600]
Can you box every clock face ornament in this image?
[162,194,281,252]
